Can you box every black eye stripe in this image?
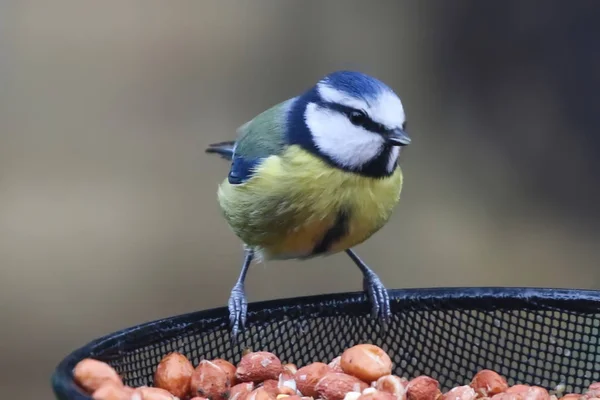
[321,102,388,135]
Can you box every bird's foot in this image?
[363,271,391,321]
[228,283,247,339]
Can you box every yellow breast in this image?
[217,145,403,259]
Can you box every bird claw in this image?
[363,273,391,321]
[228,283,247,340]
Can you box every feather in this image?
[206,97,296,184]
[216,146,404,260]
[205,141,236,161]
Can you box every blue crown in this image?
[319,70,391,101]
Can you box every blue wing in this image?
[227,152,265,185]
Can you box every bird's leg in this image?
[345,248,391,320]
[228,248,254,339]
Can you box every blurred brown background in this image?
[1,1,599,398]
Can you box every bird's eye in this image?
[402,121,407,131]
[349,110,368,126]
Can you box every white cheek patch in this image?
[305,102,384,170]
[387,146,400,173]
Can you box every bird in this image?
[205,70,411,338]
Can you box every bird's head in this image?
[291,70,410,177]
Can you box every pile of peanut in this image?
[73,343,599,400]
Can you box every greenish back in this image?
[233,97,296,159]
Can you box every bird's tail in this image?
[205,140,236,161]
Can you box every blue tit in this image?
[206,70,411,338]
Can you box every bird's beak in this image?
[386,128,411,146]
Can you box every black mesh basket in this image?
[52,287,600,399]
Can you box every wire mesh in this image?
[52,287,600,400]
